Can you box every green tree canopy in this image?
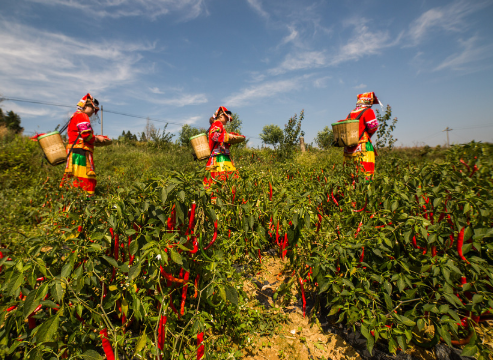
[374,105,398,151]
[178,124,206,147]
[225,113,248,148]
[315,126,334,150]
[278,110,305,158]
[259,124,284,149]
[0,109,24,134]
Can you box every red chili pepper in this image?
[77,225,82,232]
[169,293,178,315]
[352,198,368,213]
[159,266,187,284]
[316,213,322,233]
[232,186,236,203]
[355,221,363,238]
[189,203,196,233]
[203,221,218,250]
[359,247,365,262]
[128,235,134,265]
[258,249,262,264]
[158,315,167,350]
[469,165,479,178]
[432,246,437,258]
[282,233,288,259]
[331,191,342,212]
[100,328,115,360]
[457,228,470,264]
[180,271,190,317]
[460,159,470,171]
[275,222,280,246]
[194,274,200,299]
[197,332,205,360]
[299,277,306,318]
[0,250,3,273]
[412,236,418,249]
[114,234,119,261]
[269,182,273,201]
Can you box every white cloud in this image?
[354,84,367,89]
[149,87,164,94]
[280,26,299,46]
[268,21,397,75]
[434,36,493,72]
[29,0,208,21]
[407,0,489,45]
[0,21,154,102]
[313,75,331,89]
[166,115,201,132]
[224,78,302,107]
[269,51,327,75]
[246,0,269,19]
[149,94,208,107]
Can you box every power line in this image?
[1,95,263,140]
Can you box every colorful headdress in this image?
[212,106,232,122]
[77,93,100,114]
[356,92,382,108]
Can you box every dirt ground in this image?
[240,255,492,360]
[242,256,362,360]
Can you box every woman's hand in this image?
[95,135,107,142]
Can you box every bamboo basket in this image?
[226,133,245,144]
[38,131,66,165]
[95,135,112,147]
[331,120,360,147]
[190,133,211,160]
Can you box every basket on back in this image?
[331,120,360,147]
[190,133,211,160]
[38,131,67,165]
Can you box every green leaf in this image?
[384,293,393,311]
[61,262,73,279]
[178,190,185,202]
[53,279,64,302]
[129,240,139,256]
[225,286,238,305]
[384,281,392,295]
[161,188,168,204]
[81,350,104,360]
[417,318,424,331]
[134,332,147,353]
[461,345,478,358]
[170,249,183,265]
[399,315,416,327]
[102,255,118,268]
[472,294,483,305]
[35,313,60,343]
[128,263,141,282]
[7,273,24,296]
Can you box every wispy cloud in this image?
[313,75,331,89]
[246,0,269,19]
[279,26,299,46]
[30,0,208,21]
[166,115,201,132]
[224,77,303,107]
[354,84,367,89]
[0,21,154,101]
[149,87,164,94]
[434,36,493,72]
[407,0,489,45]
[148,94,208,107]
[269,20,397,75]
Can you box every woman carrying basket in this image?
[339,92,380,178]
[204,106,243,186]
[60,93,108,196]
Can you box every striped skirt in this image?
[344,141,375,177]
[204,154,237,186]
[59,148,97,195]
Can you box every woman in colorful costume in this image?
[60,93,106,196]
[204,106,239,185]
[340,92,380,177]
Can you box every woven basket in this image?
[227,133,245,145]
[331,120,360,147]
[190,133,211,160]
[38,131,66,165]
[94,136,113,147]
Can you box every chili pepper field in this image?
[0,138,493,360]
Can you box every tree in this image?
[279,110,305,158]
[259,124,284,149]
[374,105,398,151]
[177,124,206,147]
[0,109,23,134]
[148,123,174,149]
[315,126,334,150]
[225,113,248,148]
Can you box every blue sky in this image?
[1,0,492,147]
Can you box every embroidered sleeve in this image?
[77,121,94,141]
[209,122,225,143]
[366,119,379,131]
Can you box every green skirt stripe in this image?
[214,154,231,163]
[365,141,374,152]
[72,153,87,166]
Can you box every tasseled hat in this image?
[212,106,232,122]
[356,92,382,108]
[77,93,100,114]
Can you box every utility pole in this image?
[442,127,452,147]
[300,136,306,153]
[101,105,103,135]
